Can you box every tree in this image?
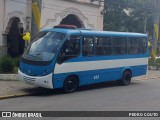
[104,0,153,34]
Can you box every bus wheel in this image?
[118,71,131,86]
[63,76,78,93]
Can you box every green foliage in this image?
[148,58,156,66]
[0,56,21,73]
[156,58,160,65]
[148,58,160,70]
[0,56,14,73]
[104,0,153,35]
[148,58,160,66]
[13,56,21,67]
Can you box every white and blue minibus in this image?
[18,27,148,93]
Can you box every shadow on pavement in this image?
[20,81,138,97]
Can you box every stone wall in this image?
[40,0,104,30]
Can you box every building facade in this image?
[0,0,104,57]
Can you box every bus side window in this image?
[128,37,140,54]
[82,37,94,56]
[112,37,127,55]
[139,38,147,53]
[58,35,80,62]
[95,36,112,56]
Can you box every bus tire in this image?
[63,76,78,93]
[118,71,131,86]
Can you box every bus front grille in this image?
[23,76,36,82]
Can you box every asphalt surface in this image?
[0,78,160,120]
[0,70,160,100]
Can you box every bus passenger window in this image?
[95,37,112,56]
[139,38,147,53]
[112,37,127,55]
[128,38,141,54]
[82,37,94,56]
[59,35,80,61]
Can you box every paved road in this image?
[0,79,160,120]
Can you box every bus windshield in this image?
[22,31,66,62]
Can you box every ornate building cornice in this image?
[63,0,100,7]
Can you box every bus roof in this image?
[43,28,147,37]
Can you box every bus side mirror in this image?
[57,54,64,64]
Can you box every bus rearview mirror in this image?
[57,54,64,64]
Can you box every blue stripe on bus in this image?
[53,64,147,89]
[62,54,148,63]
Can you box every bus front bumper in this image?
[18,69,53,89]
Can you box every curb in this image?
[0,79,18,81]
[0,93,32,100]
[133,76,160,81]
[0,74,17,81]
